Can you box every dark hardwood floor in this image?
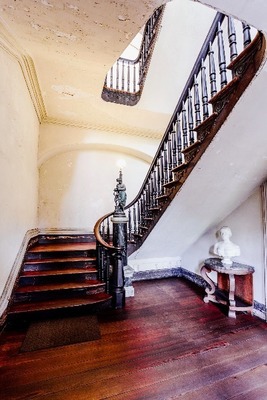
[1,278,267,400]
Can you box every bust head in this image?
[219,226,232,241]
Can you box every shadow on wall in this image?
[38,149,149,231]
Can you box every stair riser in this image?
[23,261,96,272]
[25,250,96,261]
[8,300,112,321]
[13,286,106,303]
[37,234,95,245]
[19,273,98,286]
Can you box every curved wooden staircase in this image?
[7,235,112,321]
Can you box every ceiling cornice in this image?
[0,21,162,140]
[43,116,163,139]
[0,22,47,122]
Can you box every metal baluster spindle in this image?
[172,122,178,168]
[122,59,125,91]
[133,63,136,93]
[167,132,173,182]
[154,167,158,205]
[187,89,194,145]
[175,116,182,165]
[133,204,137,235]
[217,22,227,89]
[201,59,209,120]
[116,60,119,90]
[208,43,217,97]
[193,75,201,126]
[163,142,168,184]
[110,65,113,89]
[182,102,188,150]
[127,61,130,92]
[128,208,132,241]
[242,23,251,48]
[106,218,110,243]
[160,152,165,194]
[156,159,161,199]
[228,17,238,62]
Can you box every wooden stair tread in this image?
[28,242,96,253]
[20,267,97,277]
[9,293,111,314]
[16,280,105,293]
[24,257,95,264]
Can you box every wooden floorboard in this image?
[0,278,267,399]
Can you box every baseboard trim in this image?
[132,266,266,321]
[0,228,38,321]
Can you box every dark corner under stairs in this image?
[7,235,112,322]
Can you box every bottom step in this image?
[8,293,112,316]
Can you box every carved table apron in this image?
[201,258,255,318]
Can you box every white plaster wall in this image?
[195,0,267,34]
[181,189,265,304]
[38,148,150,230]
[138,0,216,114]
[0,48,39,297]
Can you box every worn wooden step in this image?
[15,280,104,294]
[23,257,96,271]
[28,242,96,253]
[20,267,97,278]
[8,292,112,315]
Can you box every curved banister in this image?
[94,10,265,306]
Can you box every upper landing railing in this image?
[101,5,164,106]
[95,12,266,307]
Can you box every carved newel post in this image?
[111,170,128,308]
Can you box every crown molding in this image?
[0,22,162,139]
[43,116,163,139]
[0,23,47,122]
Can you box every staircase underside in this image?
[132,53,267,259]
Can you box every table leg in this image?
[228,273,236,318]
[200,266,216,303]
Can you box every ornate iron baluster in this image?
[160,151,165,194]
[182,102,188,150]
[133,63,136,93]
[188,88,194,145]
[110,65,113,89]
[201,59,209,120]
[193,75,201,126]
[163,142,168,184]
[122,59,125,91]
[127,61,130,92]
[156,159,161,198]
[228,17,238,62]
[217,21,227,89]
[208,43,217,97]
[168,132,173,181]
[133,204,137,235]
[242,23,251,48]
[177,116,183,165]
[116,60,119,90]
[128,208,132,241]
[172,122,178,168]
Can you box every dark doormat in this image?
[20,315,101,352]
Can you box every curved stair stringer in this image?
[129,32,267,261]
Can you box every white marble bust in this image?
[213,226,240,265]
